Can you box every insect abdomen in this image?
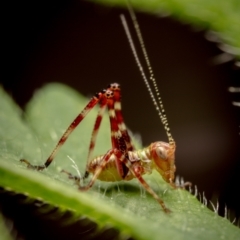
[87,149,152,182]
[87,155,123,182]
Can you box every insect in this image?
[20,3,191,213]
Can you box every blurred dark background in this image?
[1,0,240,228]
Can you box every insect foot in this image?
[20,159,45,171]
[156,198,172,214]
[61,169,81,187]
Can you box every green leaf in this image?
[93,0,240,58]
[0,84,239,239]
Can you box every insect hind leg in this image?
[61,169,90,188]
[20,159,45,171]
[20,95,101,171]
[78,148,124,191]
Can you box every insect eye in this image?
[156,147,167,160]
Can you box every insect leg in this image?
[61,169,81,187]
[108,83,135,151]
[20,94,101,170]
[125,160,171,213]
[64,101,107,182]
[79,148,124,191]
[106,90,131,178]
[86,101,107,167]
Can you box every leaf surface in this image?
[0,84,239,239]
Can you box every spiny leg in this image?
[61,167,90,188]
[80,83,134,180]
[121,159,170,213]
[86,101,107,167]
[20,91,108,170]
[79,83,134,188]
[138,175,171,213]
[105,84,133,178]
[86,110,170,213]
[60,84,130,184]
[84,84,123,177]
[62,101,107,183]
[61,169,81,187]
[107,83,135,151]
[79,149,124,191]
[74,85,134,190]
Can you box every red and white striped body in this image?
[20,6,192,213]
[87,141,176,187]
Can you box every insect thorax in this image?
[87,148,153,182]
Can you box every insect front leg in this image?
[101,85,172,212]
[125,160,171,213]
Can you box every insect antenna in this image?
[120,5,175,146]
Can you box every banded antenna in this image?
[120,4,175,146]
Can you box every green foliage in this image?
[93,0,240,58]
[0,84,239,239]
